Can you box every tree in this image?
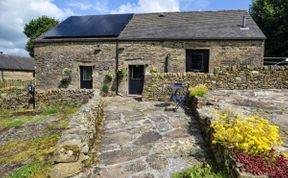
[250,0,288,57]
[24,16,59,57]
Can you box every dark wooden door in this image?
[186,50,209,73]
[129,65,144,95]
[80,66,93,89]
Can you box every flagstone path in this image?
[90,96,211,178]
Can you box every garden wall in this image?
[0,88,94,109]
[50,91,104,178]
[143,65,288,101]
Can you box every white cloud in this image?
[112,0,180,14]
[0,0,74,57]
[67,0,109,14]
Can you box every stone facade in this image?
[34,42,116,90]
[142,66,288,101]
[34,40,264,95]
[0,70,33,81]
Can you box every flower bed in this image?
[210,112,288,177]
[187,93,288,178]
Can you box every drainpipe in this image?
[115,40,119,95]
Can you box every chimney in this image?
[242,16,246,28]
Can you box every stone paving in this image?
[91,96,210,178]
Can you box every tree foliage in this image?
[24,16,59,57]
[250,0,288,56]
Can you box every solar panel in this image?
[43,14,133,38]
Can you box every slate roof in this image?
[119,10,266,40]
[36,10,266,42]
[0,54,35,71]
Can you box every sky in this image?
[0,0,253,57]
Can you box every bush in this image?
[189,84,208,97]
[211,113,283,155]
[101,84,109,94]
[149,67,158,73]
[117,68,127,78]
[63,68,72,75]
[105,72,113,82]
[172,164,227,178]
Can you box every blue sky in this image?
[0,0,253,56]
[54,0,252,16]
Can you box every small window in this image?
[131,65,144,80]
[82,67,92,81]
[186,50,209,73]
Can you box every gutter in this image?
[34,37,266,43]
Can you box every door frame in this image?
[127,64,145,96]
[79,66,93,89]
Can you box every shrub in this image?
[63,68,72,75]
[149,67,158,73]
[189,84,208,97]
[105,72,113,82]
[172,164,227,178]
[59,68,72,88]
[211,113,283,156]
[117,68,127,78]
[101,84,109,94]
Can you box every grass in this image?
[0,103,80,177]
[8,162,43,178]
[42,106,61,116]
[0,134,59,164]
[172,164,228,178]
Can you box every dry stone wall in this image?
[50,90,104,178]
[143,66,288,101]
[0,88,94,109]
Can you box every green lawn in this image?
[0,103,79,178]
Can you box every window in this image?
[186,50,209,73]
[82,67,92,81]
[131,65,144,80]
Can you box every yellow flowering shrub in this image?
[211,113,283,155]
[189,84,208,97]
[149,67,158,73]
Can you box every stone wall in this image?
[34,40,264,95]
[0,88,94,109]
[142,66,288,101]
[50,91,104,178]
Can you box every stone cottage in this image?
[34,10,266,95]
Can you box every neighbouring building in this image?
[34,10,266,95]
[0,52,34,82]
